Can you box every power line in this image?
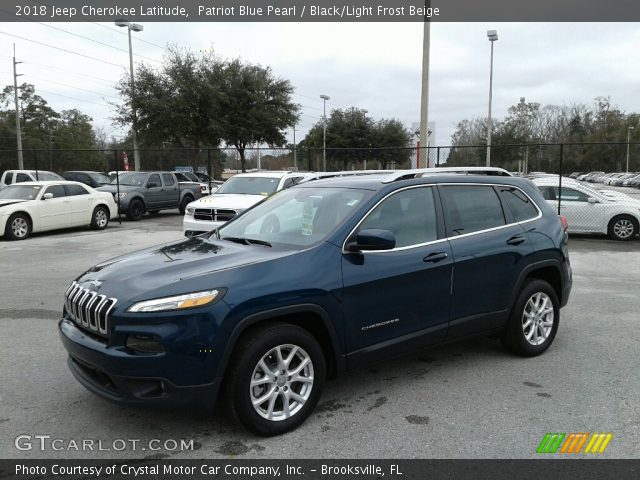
[0,31,124,68]
[21,61,116,87]
[35,23,162,65]
[27,75,120,100]
[37,89,111,107]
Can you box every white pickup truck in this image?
[0,170,63,190]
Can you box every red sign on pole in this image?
[120,151,130,171]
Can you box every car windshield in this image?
[89,172,111,185]
[216,186,372,250]
[112,172,148,186]
[0,185,42,200]
[215,176,281,196]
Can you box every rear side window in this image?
[498,187,539,222]
[64,184,89,196]
[440,185,505,236]
[162,174,175,186]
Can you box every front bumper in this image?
[183,216,224,237]
[59,317,223,408]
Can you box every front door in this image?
[341,186,452,366]
[39,184,71,230]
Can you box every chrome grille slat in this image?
[63,282,117,338]
[194,208,237,222]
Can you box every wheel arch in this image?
[7,210,34,231]
[511,261,564,311]
[217,304,344,381]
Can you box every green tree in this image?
[220,59,299,172]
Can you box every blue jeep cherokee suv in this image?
[59,171,572,435]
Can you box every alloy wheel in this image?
[522,292,554,346]
[613,219,634,239]
[11,217,28,238]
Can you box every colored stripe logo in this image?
[537,433,612,454]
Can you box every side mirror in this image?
[346,229,396,252]
[42,193,53,200]
[147,181,159,188]
[587,197,599,204]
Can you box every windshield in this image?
[215,176,281,196]
[112,172,148,186]
[0,185,42,200]
[217,187,372,249]
[89,172,111,185]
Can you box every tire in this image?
[126,199,145,221]
[223,322,326,436]
[608,215,638,241]
[5,212,31,240]
[179,196,193,215]
[91,206,109,230]
[501,279,559,357]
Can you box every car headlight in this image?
[186,206,195,216]
[127,289,223,312]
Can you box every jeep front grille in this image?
[194,208,237,222]
[64,281,117,337]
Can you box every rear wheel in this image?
[5,213,31,240]
[501,279,559,357]
[608,215,638,241]
[179,196,193,215]
[224,323,326,436]
[91,206,109,230]
[126,199,144,221]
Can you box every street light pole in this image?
[320,94,330,171]
[292,125,297,170]
[13,44,24,169]
[115,20,143,171]
[362,109,368,170]
[486,30,498,167]
[627,126,634,173]
[419,18,431,168]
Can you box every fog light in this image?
[126,334,165,353]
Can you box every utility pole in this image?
[13,44,24,169]
[419,15,430,168]
[293,125,297,170]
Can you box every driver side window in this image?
[358,187,438,248]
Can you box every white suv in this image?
[183,171,314,237]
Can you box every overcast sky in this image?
[1,22,639,147]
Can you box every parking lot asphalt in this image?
[1,209,639,459]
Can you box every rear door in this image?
[64,183,92,225]
[439,184,533,337]
[342,186,452,365]
[161,173,179,207]
[38,184,71,230]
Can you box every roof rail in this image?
[307,170,394,181]
[381,166,513,183]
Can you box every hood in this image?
[189,193,266,210]
[0,199,27,208]
[97,184,138,193]
[77,236,292,301]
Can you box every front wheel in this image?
[501,279,559,357]
[5,213,31,240]
[126,199,144,221]
[608,215,638,241]
[224,323,326,436]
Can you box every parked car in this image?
[624,174,640,188]
[174,171,210,196]
[568,172,584,179]
[183,171,315,237]
[62,171,112,189]
[97,171,201,221]
[610,173,638,186]
[0,169,63,190]
[60,171,571,435]
[533,177,640,240]
[0,181,117,240]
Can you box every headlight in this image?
[186,206,195,216]
[127,289,222,312]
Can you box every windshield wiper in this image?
[221,236,272,247]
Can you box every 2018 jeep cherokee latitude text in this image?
[59,172,572,435]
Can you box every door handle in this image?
[506,235,526,246]
[423,252,448,263]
